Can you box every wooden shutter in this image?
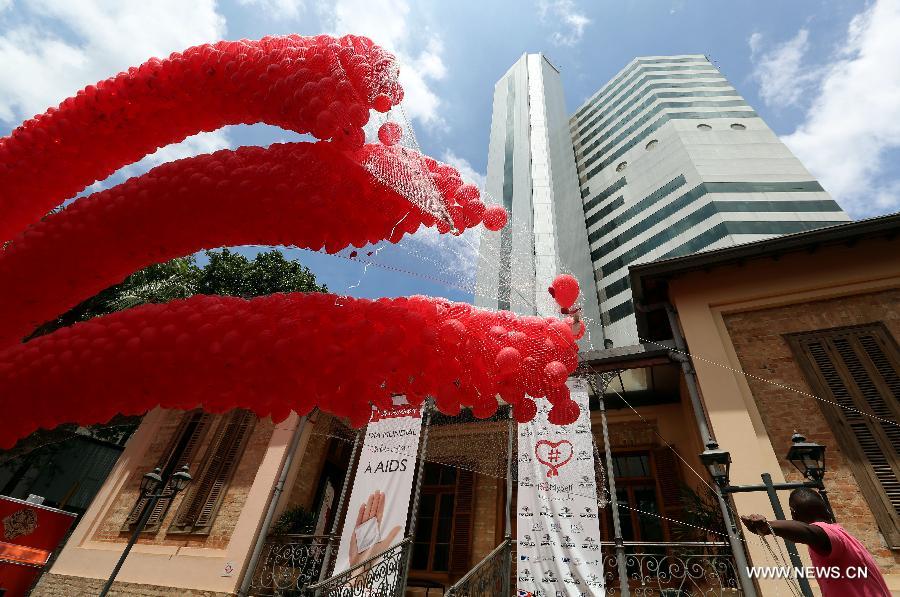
[788,324,900,547]
[123,410,211,532]
[169,409,256,534]
[448,469,475,578]
[653,447,683,529]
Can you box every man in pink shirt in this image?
[742,488,890,596]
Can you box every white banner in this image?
[333,398,423,576]
[517,378,606,595]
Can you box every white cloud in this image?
[779,0,900,217]
[748,28,818,108]
[0,0,226,124]
[317,0,447,129]
[537,0,591,47]
[238,0,305,20]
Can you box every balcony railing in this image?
[600,541,742,596]
[305,537,412,597]
[248,533,334,596]
[446,538,512,597]
[248,536,740,596]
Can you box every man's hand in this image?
[741,514,772,536]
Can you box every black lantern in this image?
[786,431,826,481]
[171,464,193,492]
[140,467,163,494]
[700,441,731,487]
[100,463,193,597]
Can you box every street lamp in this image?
[786,431,826,482]
[700,440,731,488]
[99,464,192,597]
[701,432,832,597]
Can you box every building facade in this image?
[478,53,850,348]
[632,214,900,592]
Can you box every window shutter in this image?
[448,469,475,578]
[170,409,256,534]
[653,447,683,526]
[123,410,211,532]
[788,324,900,547]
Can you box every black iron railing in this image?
[601,541,742,596]
[446,538,512,597]
[305,538,412,597]
[248,536,740,596]
[248,534,334,596]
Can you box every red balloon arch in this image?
[0,34,582,449]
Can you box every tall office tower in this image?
[477,53,849,349]
[572,54,849,345]
[475,53,605,347]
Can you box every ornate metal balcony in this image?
[601,541,743,596]
[249,535,740,596]
[247,533,334,596]
[446,538,512,597]
[305,537,412,597]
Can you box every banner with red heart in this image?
[535,439,574,478]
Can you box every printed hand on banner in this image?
[349,490,402,566]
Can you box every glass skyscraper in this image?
[477,53,849,347]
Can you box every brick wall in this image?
[93,409,274,550]
[31,573,232,596]
[283,414,332,511]
[471,473,500,563]
[723,286,900,575]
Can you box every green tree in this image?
[30,248,326,339]
[4,248,326,464]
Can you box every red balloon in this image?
[472,397,499,419]
[550,274,580,309]
[439,319,465,346]
[548,398,579,426]
[543,360,568,387]
[513,398,538,423]
[495,346,522,376]
[482,206,508,231]
[378,122,402,145]
[373,94,393,113]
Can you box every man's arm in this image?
[741,515,831,555]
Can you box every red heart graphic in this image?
[535,439,573,478]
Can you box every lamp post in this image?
[700,432,830,597]
[99,464,192,597]
[785,432,832,518]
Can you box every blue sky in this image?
[1,0,897,302]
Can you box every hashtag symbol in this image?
[548,447,561,462]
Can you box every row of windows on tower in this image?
[611,122,748,173]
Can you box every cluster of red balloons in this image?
[0,293,580,449]
[0,32,580,445]
[0,141,492,347]
[0,34,402,244]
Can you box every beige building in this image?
[32,213,900,595]
[631,212,900,592]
